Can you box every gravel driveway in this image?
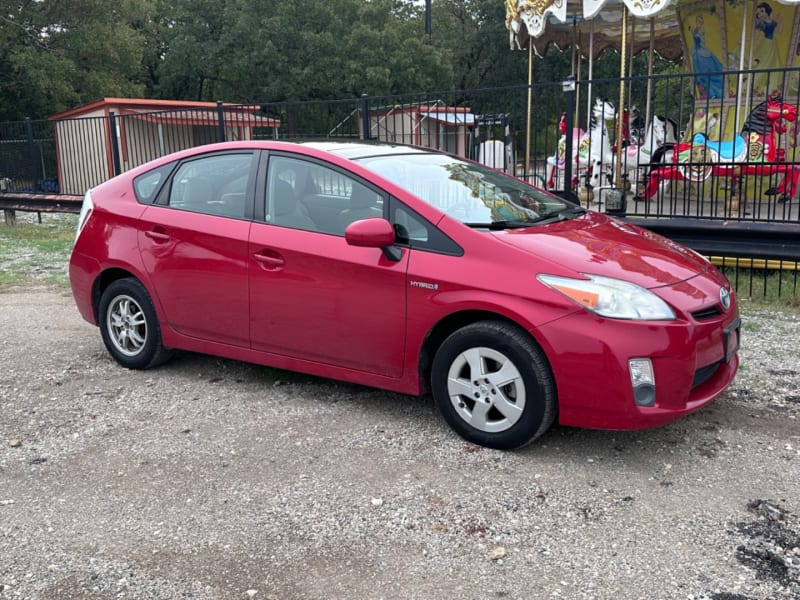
[1,286,799,600]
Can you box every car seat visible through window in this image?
[272,180,317,230]
[182,176,214,212]
[339,185,382,231]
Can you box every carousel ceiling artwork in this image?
[583,0,675,19]
[506,0,568,49]
[509,0,800,62]
[512,0,684,59]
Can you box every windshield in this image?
[356,152,574,227]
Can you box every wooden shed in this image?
[49,98,279,195]
[363,103,475,158]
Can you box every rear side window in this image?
[165,153,254,219]
[133,162,175,204]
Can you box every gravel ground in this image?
[1,270,800,598]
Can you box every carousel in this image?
[506,0,800,213]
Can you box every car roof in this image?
[299,141,434,161]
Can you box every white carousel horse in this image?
[619,115,679,188]
[545,98,616,193]
[579,98,616,190]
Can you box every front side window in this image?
[166,152,253,218]
[266,155,384,235]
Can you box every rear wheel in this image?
[431,321,556,450]
[98,278,171,369]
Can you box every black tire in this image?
[98,278,171,369]
[431,321,556,450]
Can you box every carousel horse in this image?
[545,98,616,193]
[545,113,583,190]
[641,96,799,203]
[617,115,679,191]
[619,105,645,147]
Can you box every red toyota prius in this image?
[69,141,740,449]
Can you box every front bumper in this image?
[535,308,740,431]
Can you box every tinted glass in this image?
[266,155,383,235]
[133,162,175,204]
[357,153,570,226]
[168,153,253,218]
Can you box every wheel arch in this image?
[91,268,146,323]
[417,310,553,396]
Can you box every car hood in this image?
[492,212,709,289]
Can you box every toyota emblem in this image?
[720,287,731,311]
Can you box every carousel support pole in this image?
[736,0,750,134]
[575,41,582,131]
[526,42,533,182]
[625,13,636,194]
[571,17,580,130]
[587,21,594,132]
[746,0,755,114]
[628,15,636,114]
[615,6,628,189]
[644,18,655,133]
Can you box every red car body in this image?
[70,141,739,448]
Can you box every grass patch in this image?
[0,213,77,289]
[721,265,800,314]
[742,321,762,332]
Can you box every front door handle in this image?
[253,252,285,268]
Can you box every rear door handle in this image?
[145,230,170,242]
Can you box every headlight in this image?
[75,190,94,243]
[537,273,676,320]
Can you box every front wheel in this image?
[98,278,171,369]
[431,321,556,450]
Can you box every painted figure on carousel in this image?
[752,2,784,96]
[691,15,725,99]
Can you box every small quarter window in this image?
[133,162,175,204]
[390,200,463,256]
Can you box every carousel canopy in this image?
[508,0,682,59]
[508,0,800,61]
[532,5,682,59]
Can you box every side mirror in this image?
[345,218,401,261]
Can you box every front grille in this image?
[692,361,721,388]
[692,305,722,321]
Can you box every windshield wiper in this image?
[463,220,533,230]
[464,207,587,230]
[525,206,587,225]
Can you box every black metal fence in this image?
[1,67,800,299]
[0,118,58,193]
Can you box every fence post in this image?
[217,101,226,142]
[562,78,575,196]
[24,118,42,189]
[361,94,371,140]
[108,112,122,177]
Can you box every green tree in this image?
[150,0,454,103]
[0,0,154,120]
